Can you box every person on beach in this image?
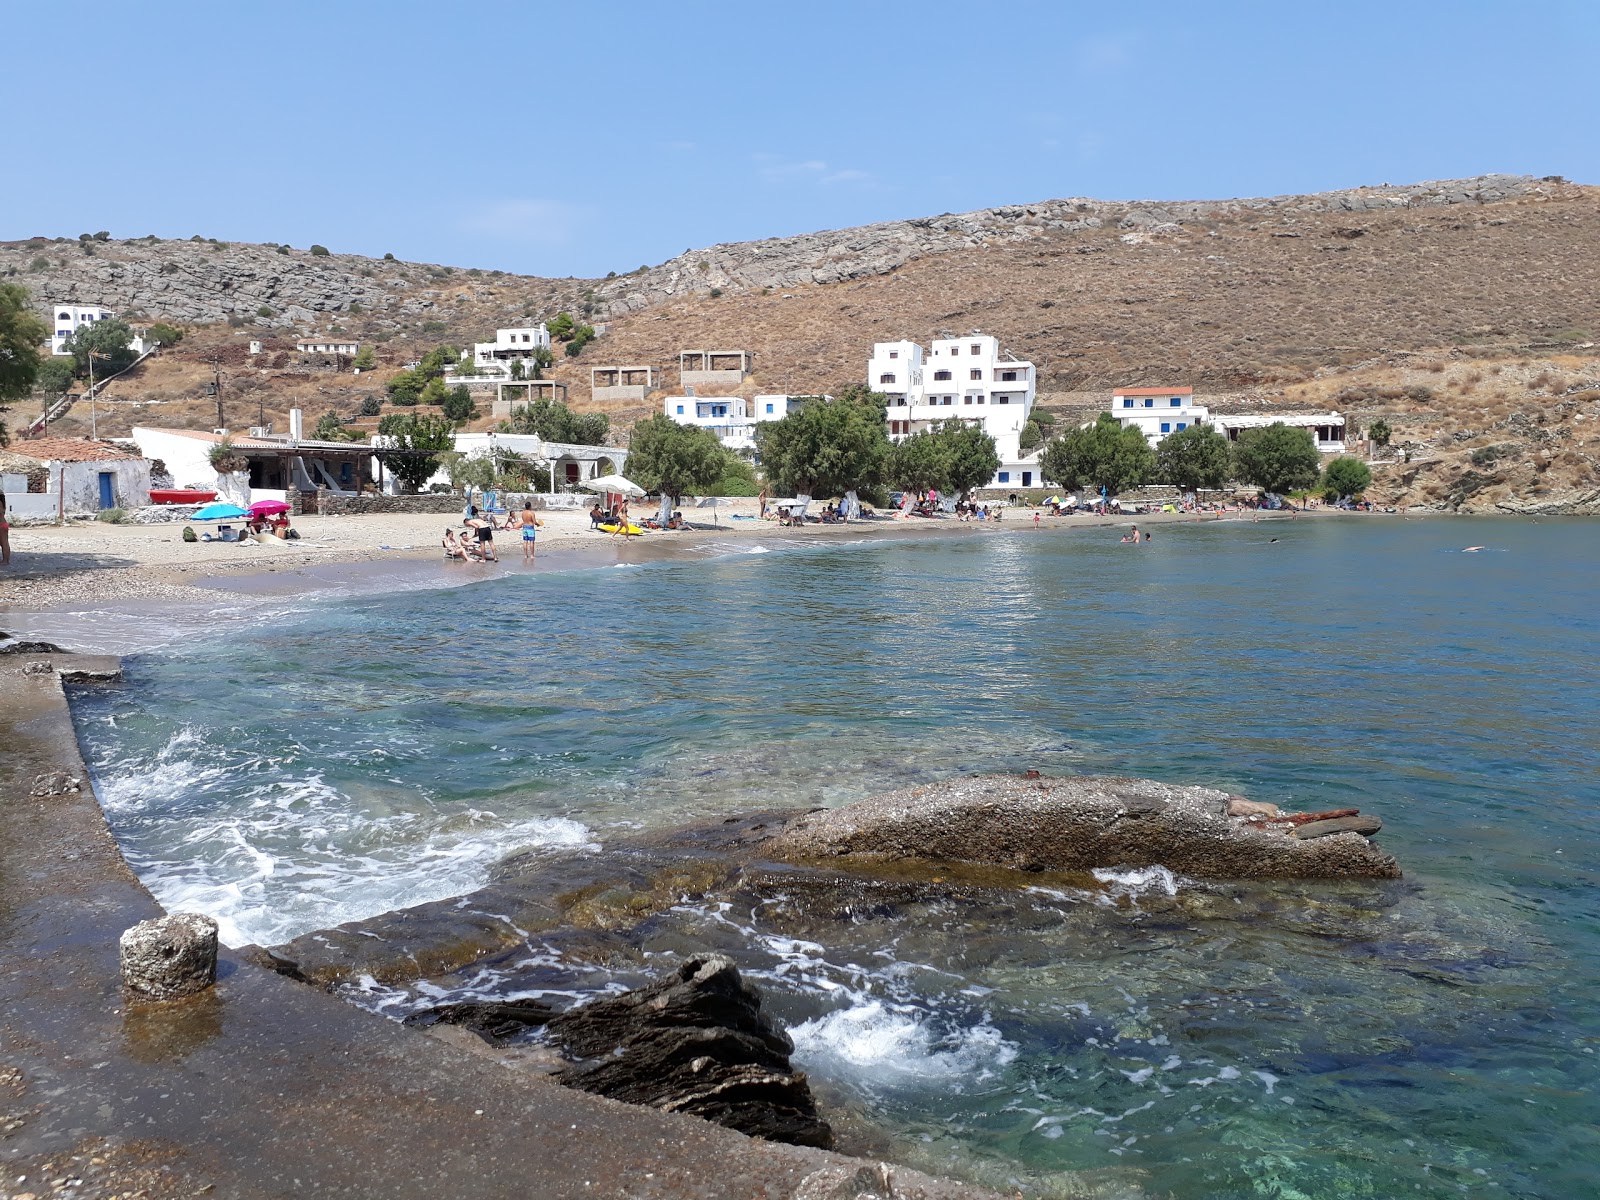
[519,502,544,562]
[1032,510,1041,530]
[466,515,497,561]
[0,494,10,567]
[589,503,604,529]
[443,529,469,560]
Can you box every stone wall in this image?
[314,493,464,516]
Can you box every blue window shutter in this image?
[998,471,1010,483]
[1161,423,1171,433]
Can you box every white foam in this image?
[94,727,598,947]
[789,999,1018,1092]
[1092,865,1182,900]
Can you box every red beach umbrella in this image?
[248,500,292,516]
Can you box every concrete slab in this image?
[0,660,998,1199]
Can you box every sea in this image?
[63,517,1600,1198]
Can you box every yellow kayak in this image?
[598,522,645,535]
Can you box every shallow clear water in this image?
[73,519,1600,1198]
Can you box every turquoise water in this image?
[74,520,1600,1197]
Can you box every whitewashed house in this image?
[296,337,360,356]
[433,431,630,493]
[663,394,796,452]
[471,325,551,375]
[1112,386,1211,447]
[869,336,1040,488]
[132,412,375,504]
[50,303,147,357]
[1212,412,1347,452]
[0,437,151,520]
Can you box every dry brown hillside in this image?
[9,175,1600,509]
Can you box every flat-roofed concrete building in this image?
[679,350,751,389]
[591,366,657,404]
[1213,412,1347,453]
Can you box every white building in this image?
[296,337,360,356]
[869,335,1039,488]
[132,414,375,504]
[663,393,795,452]
[1213,412,1347,453]
[1112,387,1211,447]
[0,437,151,520]
[435,431,630,493]
[50,303,147,357]
[472,325,551,374]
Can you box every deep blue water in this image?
[74,519,1600,1198]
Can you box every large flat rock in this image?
[767,775,1401,881]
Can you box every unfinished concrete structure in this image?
[491,379,570,419]
[591,366,657,404]
[679,350,751,389]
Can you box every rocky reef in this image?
[768,774,1399,881]
[406,955,834,1149]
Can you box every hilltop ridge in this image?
[5,174,1599,512]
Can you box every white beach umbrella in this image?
[580,474,646,497]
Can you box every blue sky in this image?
[6,0,1594,278]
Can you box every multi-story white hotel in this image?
[663,393,797,453]
[868,335,1040,488]
[1111,386,1211,447]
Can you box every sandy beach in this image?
[0,500,1324,620]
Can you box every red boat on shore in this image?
[149,489,219,505]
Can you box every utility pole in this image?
[211,357,224,430]
[87,352,97,440]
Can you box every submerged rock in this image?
[545,954,835,1149]
[767,774,1401,880]
[402,999,557,1042]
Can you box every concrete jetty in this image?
[0,654,997,1199]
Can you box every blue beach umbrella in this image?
[191,501,250,521]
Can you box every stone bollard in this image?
[120,913,219,999]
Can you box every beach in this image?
[0,501,1330,618]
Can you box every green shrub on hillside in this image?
[310,244,330,256]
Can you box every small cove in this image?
[70,518,1600,1197]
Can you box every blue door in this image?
[98,472,115,509]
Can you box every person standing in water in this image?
[519,501,544,562]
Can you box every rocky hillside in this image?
[6,174,1600,510]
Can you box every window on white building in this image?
[1161,423,1171,433]
[963,397,973,405]
[676,405,684,414]
[970,344,981,354]
[970,369,982,381]
[934,370,951,381]
[977,396,986,404]
[880,374,896,384]
[888,350,898,359]
[1176,422,1187,430]
[1170,397,1181,406]
[1022,472,1032,486]
[766,403,774,413]
[1123,398,1133,408]
[996,396,1009,404]
[1144,399,1154,408]
[997,471,1010,483]
[1002,371,1017,381]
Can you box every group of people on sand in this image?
[444,501,544,564]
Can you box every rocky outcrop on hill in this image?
[768,774,1401,880]
[591,175,1556,313]
[2,175,1559,333]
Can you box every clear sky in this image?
[6,0,1594,279]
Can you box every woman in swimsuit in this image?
[0,493,10,566]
